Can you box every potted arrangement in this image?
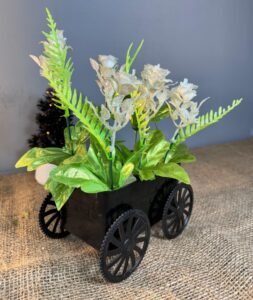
[16,9,242,283]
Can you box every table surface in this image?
[0,139,252,300]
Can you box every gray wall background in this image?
[0,0,252,174]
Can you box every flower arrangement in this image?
[16,9,242,210]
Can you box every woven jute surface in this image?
[0,139,252,300]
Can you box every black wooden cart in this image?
[39,177,193,283]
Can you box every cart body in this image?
[64,177,171,249]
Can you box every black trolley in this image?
[39,177,193,283]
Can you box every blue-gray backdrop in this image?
[0,0,252,174]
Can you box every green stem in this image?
[65,112,73,155]
[164,131,179,163]
[109,157,113,190]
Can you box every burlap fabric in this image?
[0,139,252,299]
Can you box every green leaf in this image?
[170,144,196,164]
[144,139,170,168]
[64,121,88,153]
[118,162,135,187]
[45,178,74,210]
[139,169,156,181]
[80,180,110,193]
[62,144,87,165]
[154,163,190,184]
[136,130,169,169]
[125,40,144,73]
[87,141,110,184]
[151,104,171,122]
[115,141,132,163]
[15,147,70,171]
[50,163,110,193]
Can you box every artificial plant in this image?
[28,87,73,148]
[16,9,242,210]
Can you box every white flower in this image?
[98,55,118,68]
[115,70,141,95]
[100,104,110,122]
[90,58,99,72]
[170,78,198,104]
[121,98,133,113]
[111,95,124,107]
[141,64,172,90]
[169,79,209,128]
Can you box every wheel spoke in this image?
[132,218,142,234]
[170,220,178,233]
[126,215,134,236]
[176,221,181,233]
[172,194,178,207]
[184,195,191,205]
[107,248,121,257]
[130,251,136,267]
[118,223,125,241]
[133,245,143,256]
[133,224,146,238]
[52,216,61,233]
[179,214,185,229]
[107,254,122,269]
[166,215,176,227]
[44,208,58,217]
[182,187,188,202]
[122,256,129,274]
[135,236,146,244]
[179,188,183,204]
[168,203,177,213]
[113,257,125,276]
[183,208,190,217]
[45,213,58,227]
[110,236,121,248]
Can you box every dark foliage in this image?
[28,88,73,148]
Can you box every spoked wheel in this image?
[149,179,178,225]
[100,209,150,283]
[39,193,69,239]
[162,183,193,239]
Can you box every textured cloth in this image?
[0,139,252,300]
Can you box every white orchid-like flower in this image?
[137,64,172,119]
[90,55,141,153]
[141,64,172,90]
[116,68,141,95]
[170,78,198,104]
[169,79,209,128]
[98,55,118,68]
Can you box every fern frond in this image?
[45,71,111,157]
[175,99,242,145]
[36,9,112,158]
[134,99,150,145]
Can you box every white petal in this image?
[30,55,41,67]
[35,164,57,185]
